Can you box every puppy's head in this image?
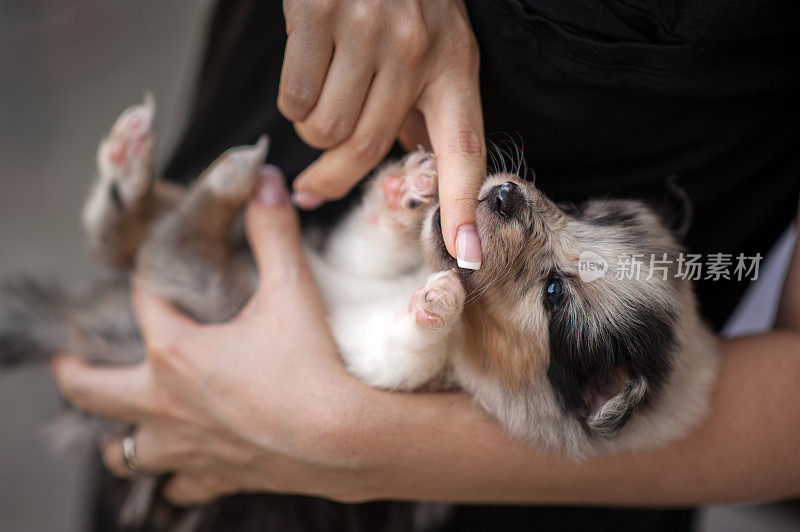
[423,174,688,441]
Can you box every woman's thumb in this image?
[245,166,304,278]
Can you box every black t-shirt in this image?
[160,1,800,530]
[469,0,800,331]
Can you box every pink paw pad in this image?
[411,270,465,330]
[412,171,434,194]
[108,141,127,165]
[382,149,438,212]
[124,111,147,133]
[382,174,404,210]
[103,94,155,172]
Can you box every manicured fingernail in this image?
[292,190,325,210]
[257,165,289,206]
[456,224,482,270]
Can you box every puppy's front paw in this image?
[378,149,438,229]
[410,269,465,330]
[96,93,156,206]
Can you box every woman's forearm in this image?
[340,331,800,505]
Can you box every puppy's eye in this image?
[546,275,564,308]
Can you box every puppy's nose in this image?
[490,181,522,218]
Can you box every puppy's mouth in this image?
[430,206,475,282]
[432,206,443,237]
[430,207,452,262]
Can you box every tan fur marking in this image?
[461,305,548,392]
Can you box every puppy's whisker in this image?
[463,259,516,306]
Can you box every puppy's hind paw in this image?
[410,269,465,330]
[205,136,270,200]
[96,92,156,206]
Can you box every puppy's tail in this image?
[0,278,68,368]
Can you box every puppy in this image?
[0,96,717,529]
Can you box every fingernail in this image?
[456,224,482,270]
[257,165,289,206]
[292,190,325,210]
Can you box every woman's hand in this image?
[281,0,485,268]
[52,179,371,505]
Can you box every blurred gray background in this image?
[0,2,798,531]
[0,1,211,530]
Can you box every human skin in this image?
[52,177,800,506]
[279,0,485,267]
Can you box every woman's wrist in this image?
[231,372,384,501]
[322,382,505,502]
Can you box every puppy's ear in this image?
[659,175,693,239]
[586,373,648,437]
[557,200,582,217]
[548,297,675,440]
